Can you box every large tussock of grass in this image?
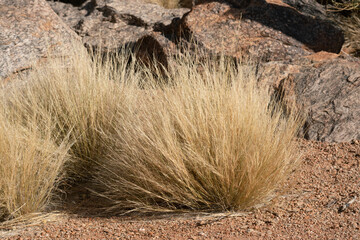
[0,44,303,222]
[92,53,303,213]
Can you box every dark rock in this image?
[257,53,360,142]
[0,0,80,80]
[180,0,344,62]
[244,0,344,53]
[281,0,328,19]
[53,0,87,6]
[135,32,178,72]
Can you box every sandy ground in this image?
[1,139,359,239]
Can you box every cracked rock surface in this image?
[256,52,360,142]
[47,0,189,51]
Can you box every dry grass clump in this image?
[318,0,360,56]
[91,53,303,214]
[327,0,359,12]
[333,12,360,56]
[0,94,71,221]
[144,0,193,8]
[0,44,137,222]
[144,0,180,8]
[0,43,303,222]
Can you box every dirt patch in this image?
[3,139,360,239]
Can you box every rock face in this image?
[47,0,189,51]
[180,0,344,61]
[297,57,359,142]
[257,53,360,142]
[0,0,80,79]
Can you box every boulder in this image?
[0,0,80,80]
[180,0,344,61]
[257,53,360,142]
[47,0,190,51]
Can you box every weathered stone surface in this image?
[257,54,360,142]
[180,0,344,61]
[0,0,80,79]
[47,0,189,51]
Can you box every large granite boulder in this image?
[47,0,190,51]
[0,0,80,80]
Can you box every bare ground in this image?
[1,139,359,239]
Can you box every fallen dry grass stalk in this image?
[0,212,62,231]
